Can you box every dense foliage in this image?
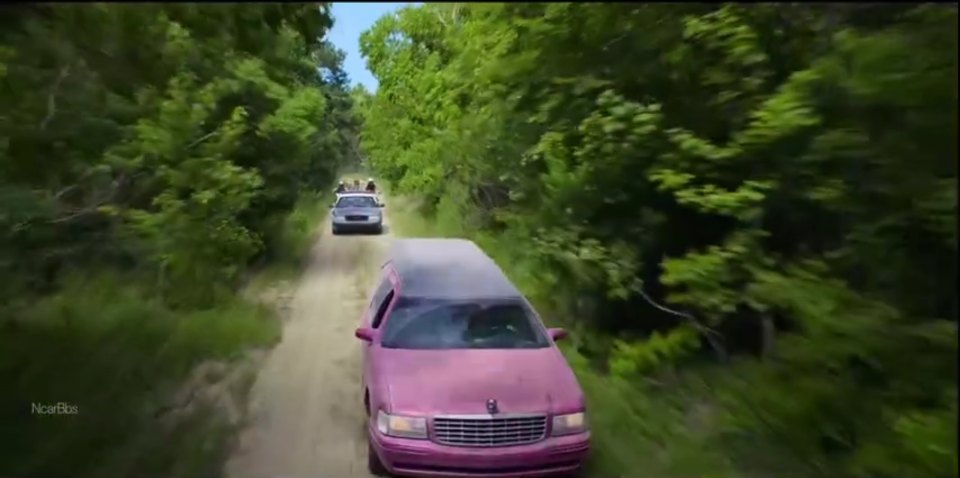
[358,4,957,477]
[1,4,356,477]
[0,3,358,309]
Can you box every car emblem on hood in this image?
[486,398,499,414]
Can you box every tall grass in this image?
[0,181,336,477]
[0,272,279,477]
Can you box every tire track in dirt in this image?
[225,210,392,478]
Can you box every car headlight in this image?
[376,410,428,439]
[551,411,588,436]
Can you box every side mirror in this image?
[547,328,568,342]
[355,327,376,342]
[379,203,385,208]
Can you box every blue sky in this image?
[327,2,417,91]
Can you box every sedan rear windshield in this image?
[336,196,378,208]
[381,297,550,350]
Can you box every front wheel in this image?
[367,441,390,476]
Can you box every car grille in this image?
[345,215,367,221]
[432,415,547,447]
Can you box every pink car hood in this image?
[377,347,584,416]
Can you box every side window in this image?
[368,278,392,313]
[367,275,395,329]
[371,290,395,329]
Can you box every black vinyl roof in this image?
[388,238,523,300]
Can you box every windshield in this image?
[381,297,550,350]
[336,196,378,208]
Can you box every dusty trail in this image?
[225,212,393,478]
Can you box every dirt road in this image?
[225,216,392,478]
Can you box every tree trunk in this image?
[760,316,776,358]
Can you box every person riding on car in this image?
[365,178,377,193]
[334,181,347,194]
[353,179,361,191]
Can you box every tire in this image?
[367,441,390,476]
[331,225,340,235]
[375,224,384,235]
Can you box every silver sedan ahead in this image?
[330,192,384,235]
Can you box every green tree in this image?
[359,4,957,477]
[0,3,360,308]
[1,4,362,476]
